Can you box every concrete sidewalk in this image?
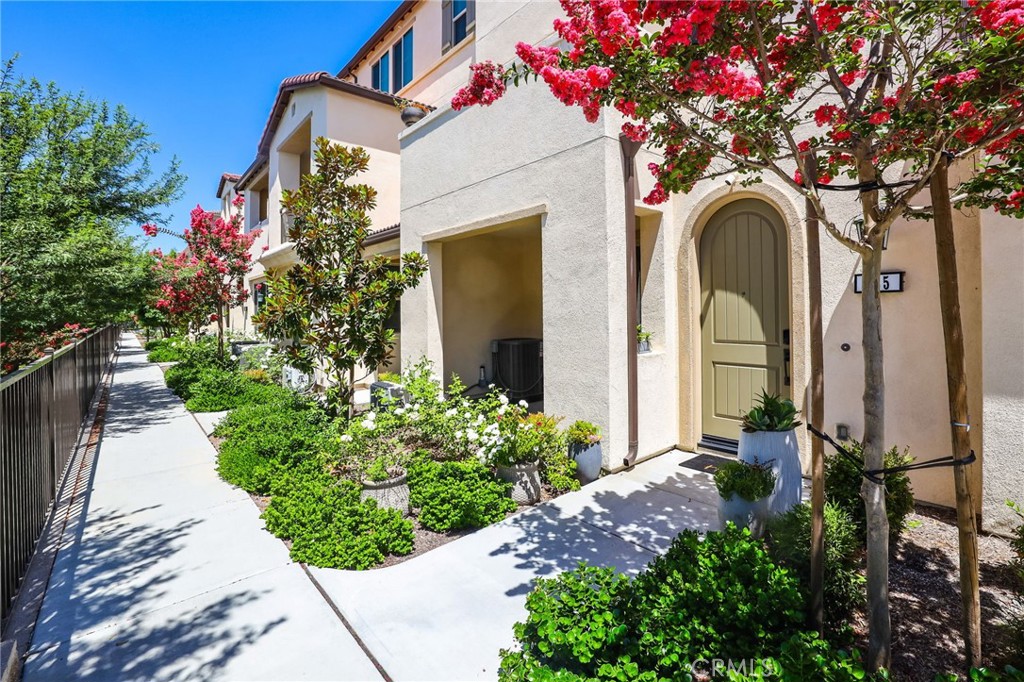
[310,451,720,681]
[22,333,721,681]
[22,334,383,682]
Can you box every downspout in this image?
[620,134,643,466]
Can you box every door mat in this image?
[679,452,734,475]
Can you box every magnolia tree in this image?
[453,0,1024,670]
[254,139,427,415]
[142,195,258,355]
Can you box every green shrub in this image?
[767,502,865,641]
[216,402,329,494]
[162,336,233,400]
[499,525,823,681]
[825,439,914,542]
[540,445,581,494]
[1008,501,1024,582]
[184,369,297,412]
[407,456,517,532]
[631,524,805,667]
[714,460,776,502]
[212,393,319,439]
[145,337,186,362]
[262,471,414,570]
[566,421,602,446]
[934,667,1024,682]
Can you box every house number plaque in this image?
[853,271,905,294]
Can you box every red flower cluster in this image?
[451,61,507,110]
[971,0,1024,39]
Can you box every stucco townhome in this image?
[218,0,1023,532]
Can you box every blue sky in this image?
[1,1,403,253]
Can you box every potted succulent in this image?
[359,452,410,515]
[636,325,652,353]
[738,390,803,515]
[714,460,776,538]
[566,420,603,484]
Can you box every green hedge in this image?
[498,525,868,681]
[262,471,414,570]
[407,455,517,532]
[215,400,330,494]
[184,369,295,412]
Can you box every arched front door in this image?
[699,199,791,451]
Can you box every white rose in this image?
[395,407,406,415]
[366,411,376,421]
[518,400,529,408]
[497,405,507,415]
[455,430,463,439]
[498,394,509,405]
[361,419,375,430]
[445,408,458,417]
[467,430,479,441]
[340,434,353,443]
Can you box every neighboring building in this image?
[214,0,1023,532]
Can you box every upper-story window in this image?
[372,51,390,92]
[371,28,414,93]
[442,0,474,54]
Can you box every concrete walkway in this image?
[310,450,720,681]
[23,333,720,681]
[23,335,384,682]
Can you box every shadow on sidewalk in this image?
[24,418,282,682]
[102,352,185,437]
[488,469,719,597]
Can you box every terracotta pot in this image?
[737,429,802,516]
[569,442,602,484]
[496,461,541,504]
[361,472,410,515]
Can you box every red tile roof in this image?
[216,172,241,198]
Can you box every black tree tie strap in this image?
[806,424,976,486]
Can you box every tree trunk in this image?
[804,159,826,635]
[347,365,356,421]
[930,155,982,669]
[216,301,225,359]
[861,243,891,671]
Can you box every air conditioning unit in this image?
[492,338,543,403]
[282,365,314,394]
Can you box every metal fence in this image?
[0,326,119,621]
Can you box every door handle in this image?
[783,328,791,386]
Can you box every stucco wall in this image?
[441,222,543,386]
[401,81,656,465]
[980,209,1024,532]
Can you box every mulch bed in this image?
[852,505,1023,680]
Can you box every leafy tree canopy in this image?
[0,56,184,342]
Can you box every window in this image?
[253,282,267,313]
[372,29,414,94]
[392,29,414,92]
[453,0,468,45]
[371,51,390,92]
[443,0,474,54]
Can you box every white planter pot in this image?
[361,473,410,515]
[496,461,542,505]
[717,494,769,538]
[738,430,802,516]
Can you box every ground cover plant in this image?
[144,336,186,363]
[207,359,583,570]
[498,524,868,681]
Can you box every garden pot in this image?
[496,461,542,505]
[717,493,770,538]
[738,429,802,516]
[568,442,602,484]
[361,472,410,515]
[637,340,652,354]
[400,105,427,127]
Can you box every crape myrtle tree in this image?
[452,0,1024,670]
[141,194,258,356]
[254,139,427,416]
